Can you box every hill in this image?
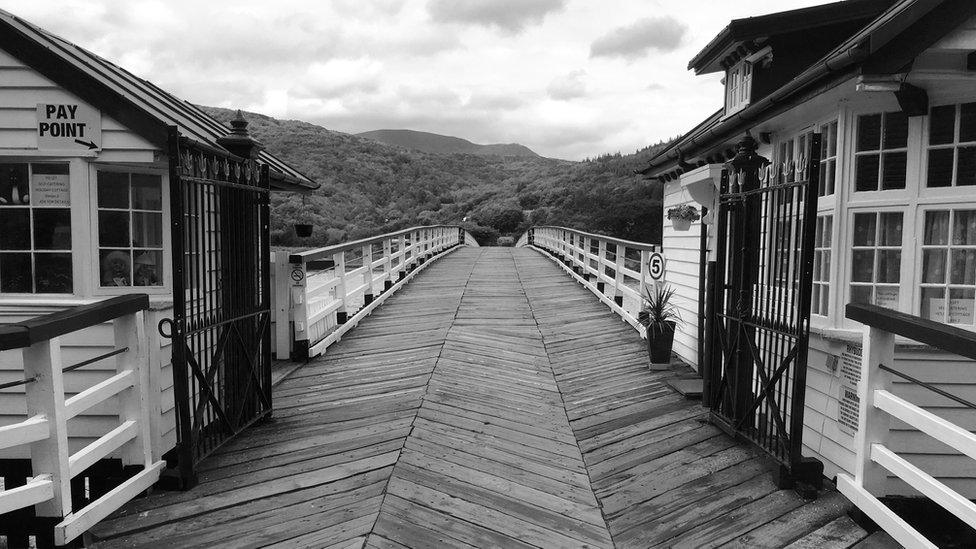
[202,107,666,247]
[357,129,539,158]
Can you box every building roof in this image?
[0,8,318,192]
[643,0,976,179]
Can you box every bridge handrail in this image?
[0,295,165,546]
[837,303,976,549]
[517,226,661,336]
[289,225,468,264]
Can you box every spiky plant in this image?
[637,285,681,335]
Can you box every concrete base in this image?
[649,362,671,371]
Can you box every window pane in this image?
[34,253,72,293]
[875,287,900,309]
[879,213,902,245]
[33,209,71,250]
[961,103,976,143]
[822,159,835,195]
[921,287,946,321]
[949,288,976,325]
[0,253,31,292]
[957,146,976,186]
[134,250,162,286]
[855,155,880,191]
[853,214,877,246]
[131,174,162,210]
[98,172,129,208]
[851,285,872,304]
[930,105,956,145]
[881,152,906,189]
[31,163,68,176]
[950,249,976,285]
[884,112,909,149]
[953,210,976,245]
[857,114,882,151]
[824,216,833,246]
[927,148,954,187]
[924,211,950,244]
[0,164,30,205]
[100,249,132,287]
[878,250,900,283]
[99,211,130,247]
[820,288,829,315]
[922,249,947,283]
[132,212,162,247]
[0,208,30,250]
[852,250,874,282]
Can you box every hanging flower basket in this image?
[295,223,313,238]
[667,205,700,232]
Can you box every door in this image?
[164,128,273,486]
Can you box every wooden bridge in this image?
[82,247,893,549]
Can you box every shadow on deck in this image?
[88,247,898,548]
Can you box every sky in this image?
[1,0,829,160]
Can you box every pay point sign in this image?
[36,103,101,151]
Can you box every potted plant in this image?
[295,195,313,238]
[637,285,680,370]
[667,204,700,231]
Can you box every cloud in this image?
[426,0,565,33]
[590,16,687,61]
[547,70,587,100]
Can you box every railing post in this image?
[114,312,153,469]
[597,239,607,294]
[398,234,408,279]
[640,249,651,298]
[855,325,895,496]
[383,238,393,291]
[23,338,71,519]
[273,252,291,359]
[614,243,625,306]
[334,251,348,324]
[362,243,375,305]
[290,261,310,359]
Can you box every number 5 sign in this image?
[648,252,666,281]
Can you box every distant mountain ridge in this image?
[357,129,539,158]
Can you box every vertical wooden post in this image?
[273,253,291,358]
[855,326,894,496]
[334,251,348,324]
[614,244,625,307]
[362,244,375,305]
[640,249,651,299]
[597,239,607,294]
[23,338,71,518]
[398,234,408,279]
[383,238,393,291]
[290,261,309,359]
[114,312,153,469]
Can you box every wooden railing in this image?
[519,226,661,333]
[837,303,976,549]
[280,225,475,359]
[0,295,165,546]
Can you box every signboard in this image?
[837,343,862,436]
[648,252,666,281]
[36,103,101,151]
[31,172,70,207]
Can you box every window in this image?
[812,215,832,316]
[0,163,72,293]
[926,103,976,188]
[920,210,976,325]
[725,61,752,114]
[819,120,838,196]
[850,212,902,308]
[854,111,909,191]
[96,171,163,288]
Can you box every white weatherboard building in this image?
[643,0,976,497]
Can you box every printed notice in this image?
[30,173,70,207]
[838,343,862,436]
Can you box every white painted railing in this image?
[519,226,662,334]
[281,226,474,359]
[838,303,976,549]
[0,295,165,546]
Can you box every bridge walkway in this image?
[89,247,885,548]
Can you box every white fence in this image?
[0,295,164,546]
[279,226,475,359]
[519,226,662,335]
[837,303,976,549]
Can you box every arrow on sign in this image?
[74,139,98,150]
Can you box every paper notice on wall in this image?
[837,343,862,437]
[30,173,70,207]
[874,287,899,309]
[949,298,975,325]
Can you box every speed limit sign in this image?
[648,252,666,281]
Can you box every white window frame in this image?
[915,206,976,327]
[725,60,753,116]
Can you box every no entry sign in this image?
[648,252,666,281]
[36,103,102,151]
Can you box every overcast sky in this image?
[2,0,828,160]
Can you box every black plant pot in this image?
[647,321,676,365]
[295,223,313,238]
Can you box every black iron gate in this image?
[164,127,272,486]
[705,133,821,483]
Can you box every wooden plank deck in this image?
[89,247,895,549]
